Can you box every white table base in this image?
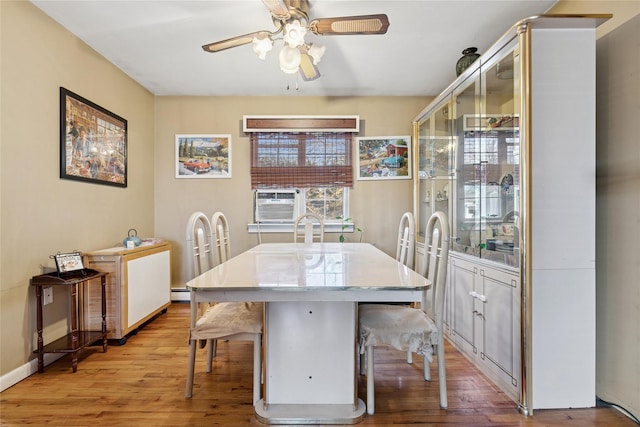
[255,400,366,425]
[261,301,363,424]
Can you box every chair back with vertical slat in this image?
[420,211,450,325]
[396,212,415,269]
[186,212,215,277]
[211,211,231,264]
[294,212,324,243]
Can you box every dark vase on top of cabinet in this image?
[456,47,481,76]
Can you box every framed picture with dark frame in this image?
[60,87,127,187]
[355,136,412,181]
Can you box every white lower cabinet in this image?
[81,241,172,344]
[448,254,520,401]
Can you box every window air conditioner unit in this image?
[254,189,299,222]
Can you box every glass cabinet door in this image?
[416,115,433,244]
[483,44,520,267]
[452,69,481,254]
[452,42,520,267]
[415,98,453,243]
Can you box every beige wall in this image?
[595,11,640,422]
[551,1,640,419]
[0,1,155,378]
[154,96,429,287]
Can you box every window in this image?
[302,187,347,221]
[253,188,347,223]
[250,132,352,223]
[250,132,353,189]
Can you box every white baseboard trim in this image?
[171,287,189,302]
[0,353,64,392]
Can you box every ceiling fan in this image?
[202,0,390,81]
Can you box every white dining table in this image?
[186,242,430,424]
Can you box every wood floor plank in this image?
[1,303,635,426]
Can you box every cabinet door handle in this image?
[477,294,487,302]
[469,291,478,298]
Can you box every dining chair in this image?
[358,211,415,371]
[293,212,324,243]
[185,211,263,404]
[395,211,416,363]
[396,211,415,269]
[208,211,231,356]
[358,211,450,414]
[211,211,231,264]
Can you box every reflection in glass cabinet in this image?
[453,45,520,267]
[416,100,454,242]
[414,41,520,267]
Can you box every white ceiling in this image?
[31,0,557,97]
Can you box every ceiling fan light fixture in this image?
[252,36,274,60]
[279,45,302,74]
[283,20,307,48]
[202,1,389,84]
[307,44,326,65]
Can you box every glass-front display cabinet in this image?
[412,15,607,415]
[414,40,520,268]
[453,39,520,267]
[414,98,454,243]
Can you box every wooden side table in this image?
[30,269,108,373]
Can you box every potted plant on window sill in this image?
[336,216,364,242]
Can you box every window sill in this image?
[247,223,354,234]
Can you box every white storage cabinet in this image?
[82,241,171,344]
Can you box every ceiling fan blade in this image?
[202,31,272,53]
[308,14,389,36]
[261,0,290,21]
[299,53,320,81]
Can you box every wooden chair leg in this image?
[206,339,214,373]
[185,340,197,398]
[366,345,375,415]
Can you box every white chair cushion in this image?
[190,302,263,340]
[359,304,437,362]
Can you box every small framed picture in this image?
[355,136,412,180]
[54,252,84,274]
[175,134,232,178]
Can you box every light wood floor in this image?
[1,303,635,426]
